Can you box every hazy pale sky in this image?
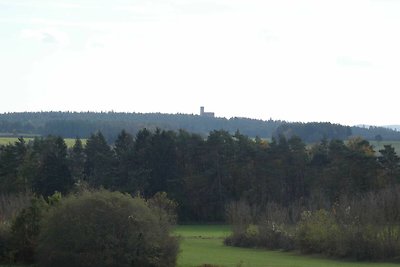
[1,0,400,126]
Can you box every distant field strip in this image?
[0,137,86,147]
[175,225,399,267]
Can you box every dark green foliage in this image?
[68,138,85,182]
[145,129,179,197]
[37,190,179,267]
[0,193,33,264]
[0,136,74,198]
[84,132,115,188]
[113,130,139,193]
[10,196,48,263]
[0,222,12,262]
[1,128,400,224]
[3,193,61,264]
[378,145,400,184]
[307,138,384,203]
[31,136,73,196]
[1,136,74,197]
[0,138,27,193]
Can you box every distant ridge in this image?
[384,125,400,131]
[0,111,283,141]
[356,124,400,131]
[1,111,400,143]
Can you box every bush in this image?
[147,191,178,227]
[295,208,400,260]
[295,210,341,255]
[225,200,255,235]
[37,190,179,267]
[0,193,32,263]
[10,196,48,263]
[257,221,295,250]
[226,190,400,261]
[224,200,294,250]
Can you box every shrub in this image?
[225,200,255,235]
[147,191,178,227]
[295,210,341,255]
[226,190,400,261]
[295,208,400,260]
[0,193,33,264]
[10,196,48,263]
[224,200,294,250]
[37,190,179,267]
[257,221,295,250]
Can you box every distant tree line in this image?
[1,111,400,142]
[1,129,399,222]
[351,125,400,141]
[0,112,283,141]
[275,122,400,142]
[274,122,352,142]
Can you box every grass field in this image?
[0,137,85,147]
[175,225,400,267]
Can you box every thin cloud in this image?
[0,0,84,9]
[50,3,82,9]
[20,28,70,47]
[0,17,133,32]
[336,56,373,68]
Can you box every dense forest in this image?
[1,128,399,221]
[1,111,400,142]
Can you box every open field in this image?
[175,224,231,239]
[0,137,86,147]
[0,137,34,146]
[175,225,400,267]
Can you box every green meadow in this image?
[175,225,399,267]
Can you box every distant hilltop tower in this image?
[200,106,215,118]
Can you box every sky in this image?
[1,0,400,126]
